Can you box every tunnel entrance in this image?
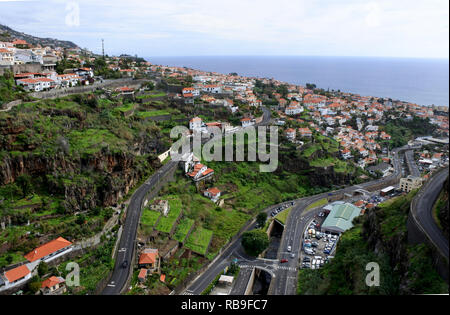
[263,220,284,259]
[252,269,272,295]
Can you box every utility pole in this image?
[102,39,105,59]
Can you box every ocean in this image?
[146,56,449,107]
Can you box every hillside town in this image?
[2,34,449,180]
[0,33,449,296]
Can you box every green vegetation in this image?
[305,198,328,211]
[241,229,269,257]
[0,70,29,106]
[59,237,116,295]
[185,226,213,256]
[137,110,171,118]
[160,252,205,289]
[157,176,250,257]
[0,90,167,265]
[381,116,437,149]
[173,218,195,243]
[275,207,291,225]
[155,196,183,234]
[140,209,161,227]
[256,212,267,227]
[114,103,135,113]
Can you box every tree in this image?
[306,83,317,90]
[38,261,49,277]
[16,174,33,197]
[256,212,267,227]
[241,230,269,257]
[27,276,41,294]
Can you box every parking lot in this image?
[300,215,340,270]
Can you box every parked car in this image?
[280,259,288,263]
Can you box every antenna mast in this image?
[102,39,105,59]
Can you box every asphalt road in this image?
[181,145,414,295]
[405,150,421,177]
[412,167,449,260]
[102,160,178,295]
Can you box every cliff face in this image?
[437,177,449,239]
[361,192,447,294]
[280,148,355,187]
[0,94,167,212]
[0,147,160,212]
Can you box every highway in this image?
[411,167,449,260]
[102,160,178,295]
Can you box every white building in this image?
[241,118,255,128]
[189,117,203,131]
[0,265,32,292]
[285,106,304,116]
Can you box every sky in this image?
[0,0,449,59]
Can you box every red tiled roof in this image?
[202,168,214,176]
[24,237,72,262]
[139,249,158,265]
[138,268,148,279]
[206,187,221,196]
[4,265,30,283]
[41,276,65,288]
[190,117,202,123]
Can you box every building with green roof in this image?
[321,202,362,233]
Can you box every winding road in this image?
[102,160,178,295]
[411,167,449,260]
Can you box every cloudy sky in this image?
[0,0,448,58]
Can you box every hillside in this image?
[435,176,449,239]
[0,24,78,49]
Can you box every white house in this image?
[285,106,304,116]
[0,48,14,66]
[189,117,203,131]
[204,187,221,202]
[24,237,73,264]
[0,265,32,291]
[285,128,296,141]
[182,87,200,97]
[202,84,222,94]
[241,117,255,128]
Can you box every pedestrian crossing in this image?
[276,266,297,271]
[182,290,194,295]
[239,264,297,272]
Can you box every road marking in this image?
[107,284,116,287]
[275,266,297,271]
[119,248,126,252]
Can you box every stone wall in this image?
[0,63,43,75]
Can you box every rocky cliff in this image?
[0,93,167,212]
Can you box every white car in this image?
[287,246,292,252]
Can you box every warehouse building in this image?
[321,202,362,234]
